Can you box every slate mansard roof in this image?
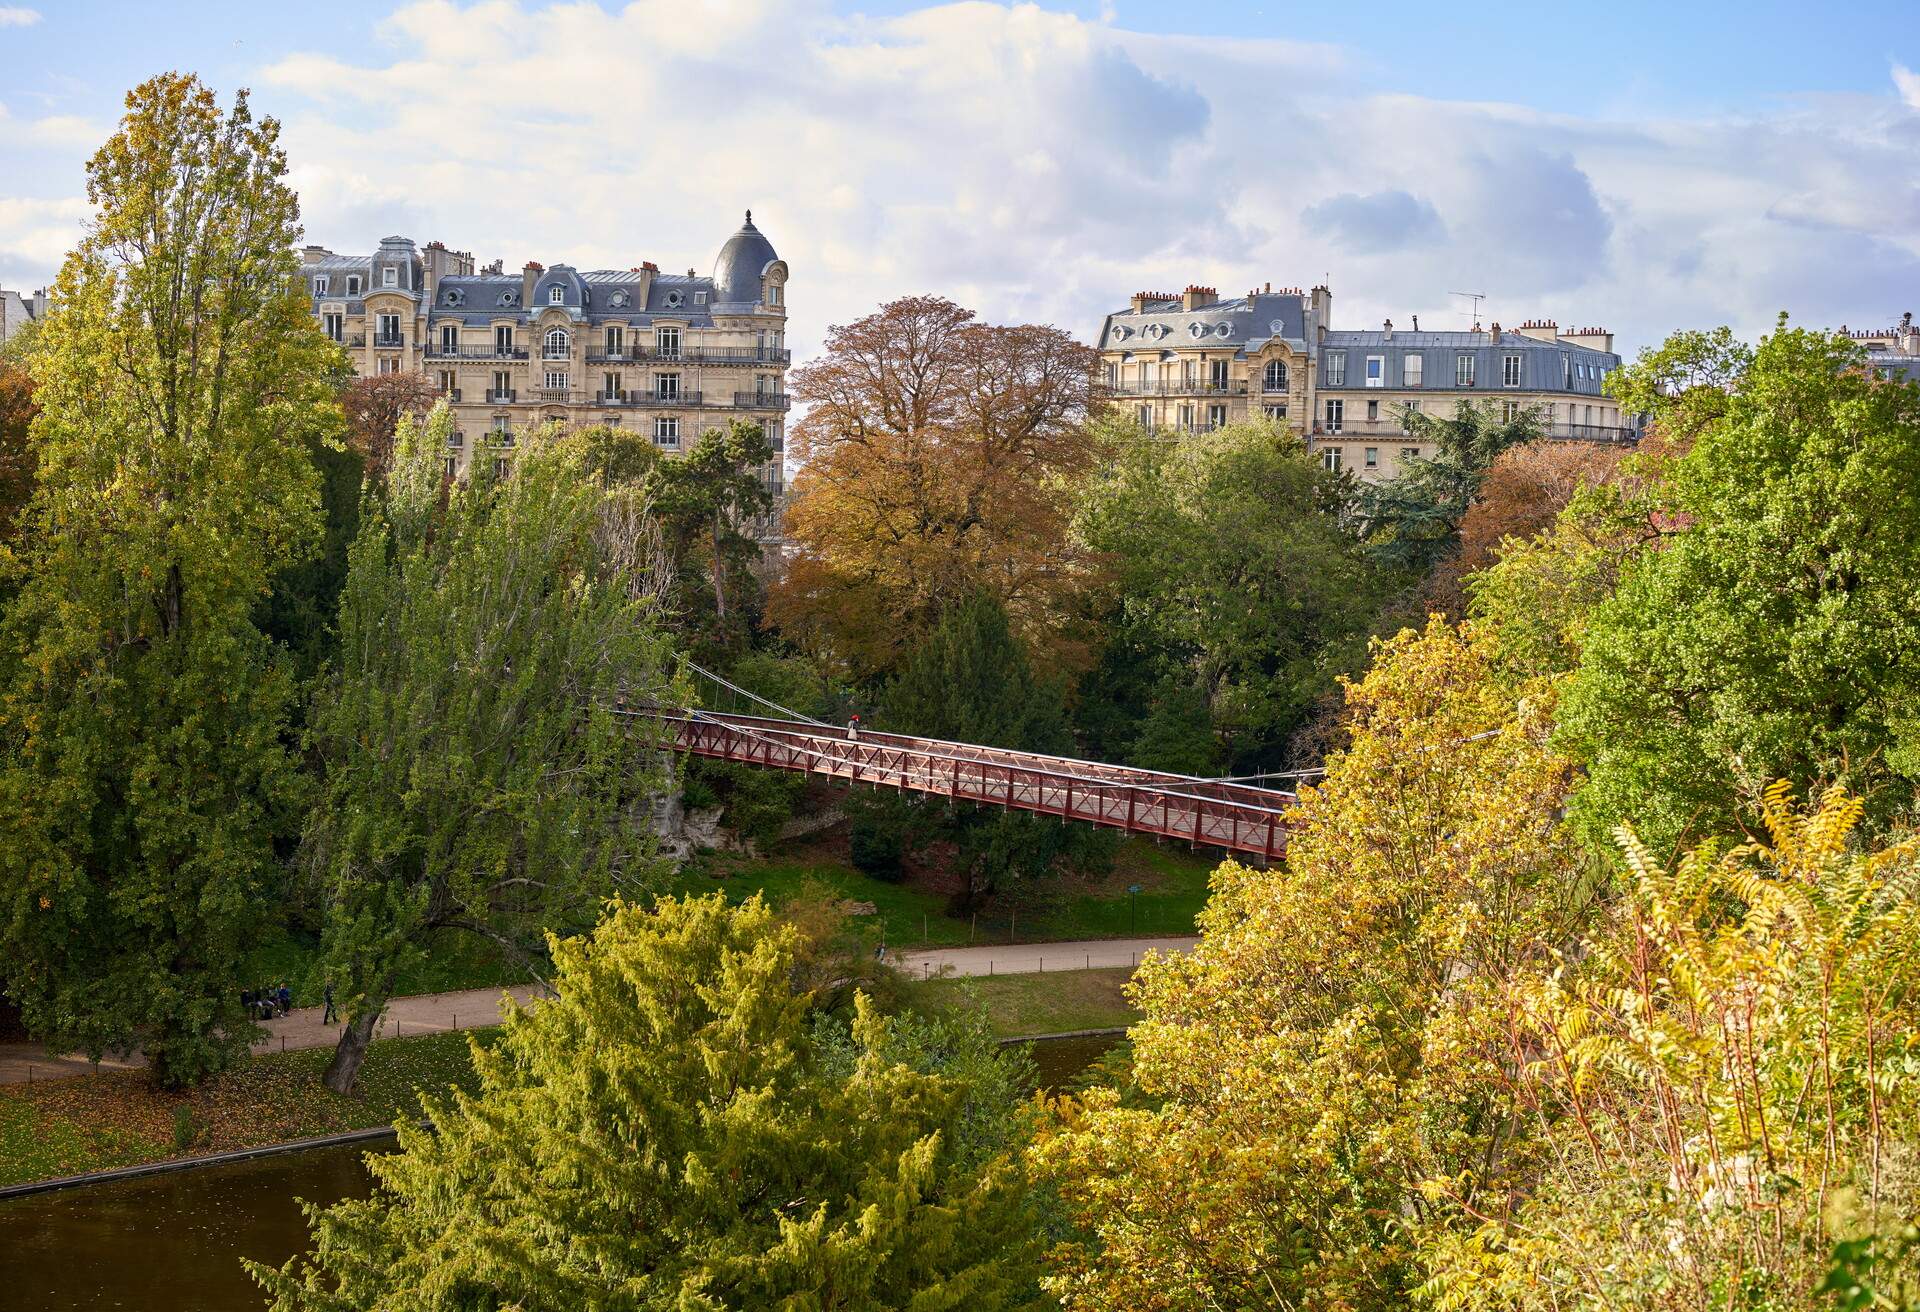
[1318,330,1621,395]
[1098,291,1312,356]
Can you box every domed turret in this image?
[712,210,779,305]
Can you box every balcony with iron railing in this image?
[585,346,792,367]
[426,342,528,360]
[373,334,407,349]
[1102,378,1247,397]
[734,391,791,411]
[485,389,517,404]
[341,334,365,348]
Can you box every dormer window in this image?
[768,285,782,307]
[665,291,683,308]
[499,291,516,306]
[346,275,361,296]
[382,266,397,288]
[444,287,463,306]
[694,291,707,305]
[549,285,565,305]
[313,275,329,295]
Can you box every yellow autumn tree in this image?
[1421,786,1920,1310]
[1030,618,1589,1309]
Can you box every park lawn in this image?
[906,967,1141,1038]
[0,1028,495,1189]
[679,836,1222,948]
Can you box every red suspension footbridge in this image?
[620,664,1309,862]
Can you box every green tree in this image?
[255,894,1043,1310]
[0,360,35,546]
[1072,420,1381,768]
[643,417,775,637]
[303,409,679,1093]
[880,593,1109,908]
[0,75,338,1084]
[1558,322,1920,854]
[1355,398,1544,577]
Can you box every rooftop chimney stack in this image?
[1411,314,1419,331]
[1490,321,1501,339]
[301,245,331,266]
[521,261,543,307]
[1383,317,1393,340]
[1181,284,1218,311]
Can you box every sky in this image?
[2,1,1918,361]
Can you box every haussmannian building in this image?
[300,211,790,499]
[1094,283,1632,480]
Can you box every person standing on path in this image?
[322,983,338,1025]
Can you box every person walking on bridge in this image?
[847,713,861,742]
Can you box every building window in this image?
[549,285,565,305]
[440,324,458,352]
[1263,359,1288,392]
[490,369,512,401]
[1404,354,1423,387]
[1401,399,1420,432]
[1501,400,1521,423]
[656,327,681,359]
[694,290,708,305]
[767,419,783,452]
[1137,406,1153,431]
[443,456,458,480]
[376,356,398,376]
[605,326,624,356]
[1177,403,1194,431]
[346,275,361,296]
[1563,354,1572,388]
[1264,404,1288,421]
[543,329,569,359]
[382,266,397,288]
[1503,353,1523,387]
[655,373,680,401]
[376,313,401,344]
[1402,445,1419,462]
[544,370,569,391]
[655,417,679,447]
[1366,399,1379,422]
[1322,448,1343,473]
[313,275,329,295]
[437,369,456,395]
[1364,447,1379,469]
[1455,354,1476,387]
[1326,350,1347,386]
[1365,355,1384,388]
[1324,399,1343,433]
[322,312,343,342]
[1207,403,1227,428]
[448,430,464,449]
[492,414,511,433]
[602,372,622,401]
[1209,358,1229,388]
[768,284,781,306]
[495,325,514,355]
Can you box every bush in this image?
[170,1104,199,1154]
[847,793,910,881]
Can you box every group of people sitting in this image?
[243,985,292,1021]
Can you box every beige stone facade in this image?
[302,214,789,504]
[1096,283,1634,481]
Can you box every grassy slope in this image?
[240,926,528,1010]
[0,1029,494,1188]
[905,967,1141,1038]
[675,836,1219,948]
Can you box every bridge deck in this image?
[643,710,1295,860]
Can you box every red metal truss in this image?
[643,710,1297,861]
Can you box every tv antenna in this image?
[1449,290,1486,325]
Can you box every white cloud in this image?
[1894,63,1920,112]
[7,2,1920,357]
[0,7,40,27]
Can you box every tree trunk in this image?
[710,510,728,622]
[322,1003,382,1094]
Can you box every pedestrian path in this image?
[0,936,1201,1085]
[893,935,1197,979]
[0,983,546,1086]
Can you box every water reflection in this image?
[0,1138,393,1311]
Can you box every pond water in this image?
[0,1139,394,1311]
[0,1033,1119,1310]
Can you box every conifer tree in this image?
[255,894,1043,1310]
[0,75,340,1084]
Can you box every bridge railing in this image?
[642,709,1296,861]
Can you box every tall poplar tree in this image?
[304,411,679,1093]
[0,75,340,1085]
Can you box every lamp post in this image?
[1127,883,1143,935]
